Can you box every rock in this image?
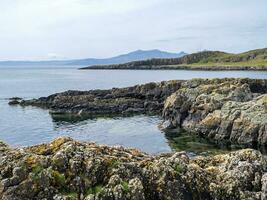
[13,80,182,116]
[9,97,22,101]
[261,173,267,200]
[8,97,23,105]
[0,137,267,199]
[163,78,267,147]
[8,100,20,105]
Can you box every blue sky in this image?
[0,0,267,60]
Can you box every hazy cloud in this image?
[0,0,266,60]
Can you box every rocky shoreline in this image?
[4,78,267,199]
[1,137,267,200]
[11,78,267,148]
[10,80,182,115]
[80,65,267,71]
[162,78,267,148]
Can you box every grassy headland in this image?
[80,48,267,70]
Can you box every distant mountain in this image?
[0,50,186,66]
[81,48,267,70]
[67,50,186,66]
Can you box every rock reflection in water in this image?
[50,113,246,156]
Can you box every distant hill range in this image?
[0,50,186,66]
[81,48,267,70]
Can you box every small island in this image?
[80,48,267,71]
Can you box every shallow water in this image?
[0,66,267,154]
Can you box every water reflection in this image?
[50,114,172,154]
[2,101,267,156]
[50,113,248,156]
[3,98,267,156]
[165,129,267,156]
[165,130,232,156]
[50,113,137,123]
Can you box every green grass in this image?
[173,60,267,68]
[87,47,267,70]
[171,48,267,68]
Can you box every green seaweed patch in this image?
[121,181,129,192]
[32,164,44,175]
[52,170,66,187]
[109,159,122,169]
[174,164,185,174]
[86,185,103,195]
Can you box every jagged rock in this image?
[8,97,23,105]
[0,137,267,200]
[163,78,267,147]
[16,80,182,115]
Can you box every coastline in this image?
[3,77,267,199]
[79,65,267,71]
[11,78,267,149]
[79,48,267,71]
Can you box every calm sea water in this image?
[1,66,267,154]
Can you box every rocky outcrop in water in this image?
[13,80,182,115]
[10,78,267,147]
[1,137,267,200]
[163,78,267,147]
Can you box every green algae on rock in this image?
[1,137,267,200]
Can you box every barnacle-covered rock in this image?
[1,137,267,200]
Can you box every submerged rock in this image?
[0,137,267,200]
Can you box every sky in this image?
[0,0,267,60]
